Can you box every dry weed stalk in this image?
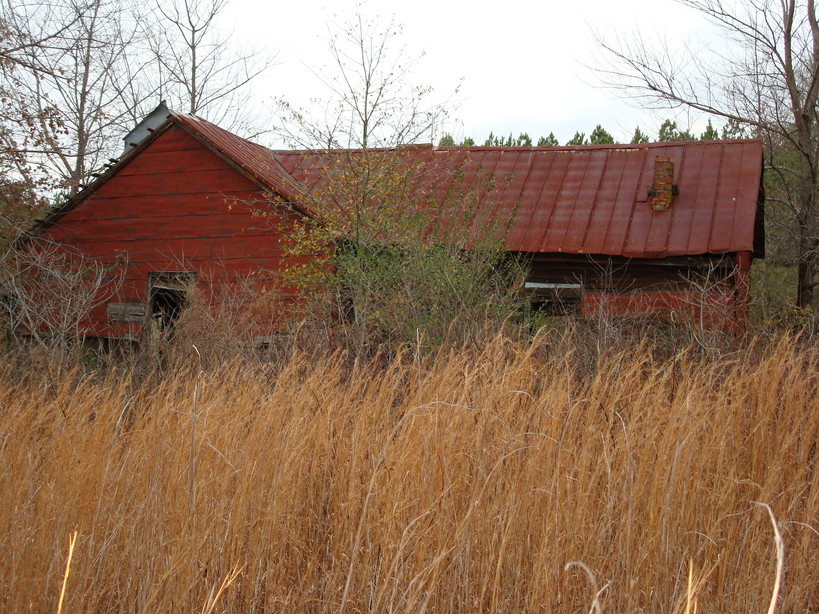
[55,530,77,614]
[754,502,785,614]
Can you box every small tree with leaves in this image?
[283,150,523,351]
[630,127,650,143]
[658,119,693,142]
[566,131,587,146]
[700,119,719,140]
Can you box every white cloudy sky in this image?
[220,0,720,145]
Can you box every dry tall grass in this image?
[0,335,816,612]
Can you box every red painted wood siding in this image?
[38,125,302,338]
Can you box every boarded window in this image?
[107,302,145,323]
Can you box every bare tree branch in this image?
[148,0,274,135]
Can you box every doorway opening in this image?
[148,272,194,335]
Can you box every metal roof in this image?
[270,141,763,258]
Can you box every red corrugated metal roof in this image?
[269,141,762,258]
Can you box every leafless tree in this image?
[4,239,125,349]
[149,0,273,135]
[0,0,160,195]
[277,10,451,150]
[0,1,68,194]
[597,0,819,307]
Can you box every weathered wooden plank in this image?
[128,126,203,153]
[45,213,286,243]
[93,169,258,199]
[525,255,726,292]
[117,147,230,176]
[63,191,281,222]
[118,257,286,280]
[107,302,146,323]
[68,235,304,262]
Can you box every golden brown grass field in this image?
[0,335,816,612]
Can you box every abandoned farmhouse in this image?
[21,106,765,339]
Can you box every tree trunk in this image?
[797,259,814,308]
[797,204,817,307]
[796,138,817,308]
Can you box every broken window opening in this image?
[525,281,582,316]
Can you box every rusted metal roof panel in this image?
[562,150,608,253]
[582,149,629,254]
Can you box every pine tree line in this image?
[438,118,747,147]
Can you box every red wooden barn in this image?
[22,107,764,340]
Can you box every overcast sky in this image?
[221,0,719,146]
